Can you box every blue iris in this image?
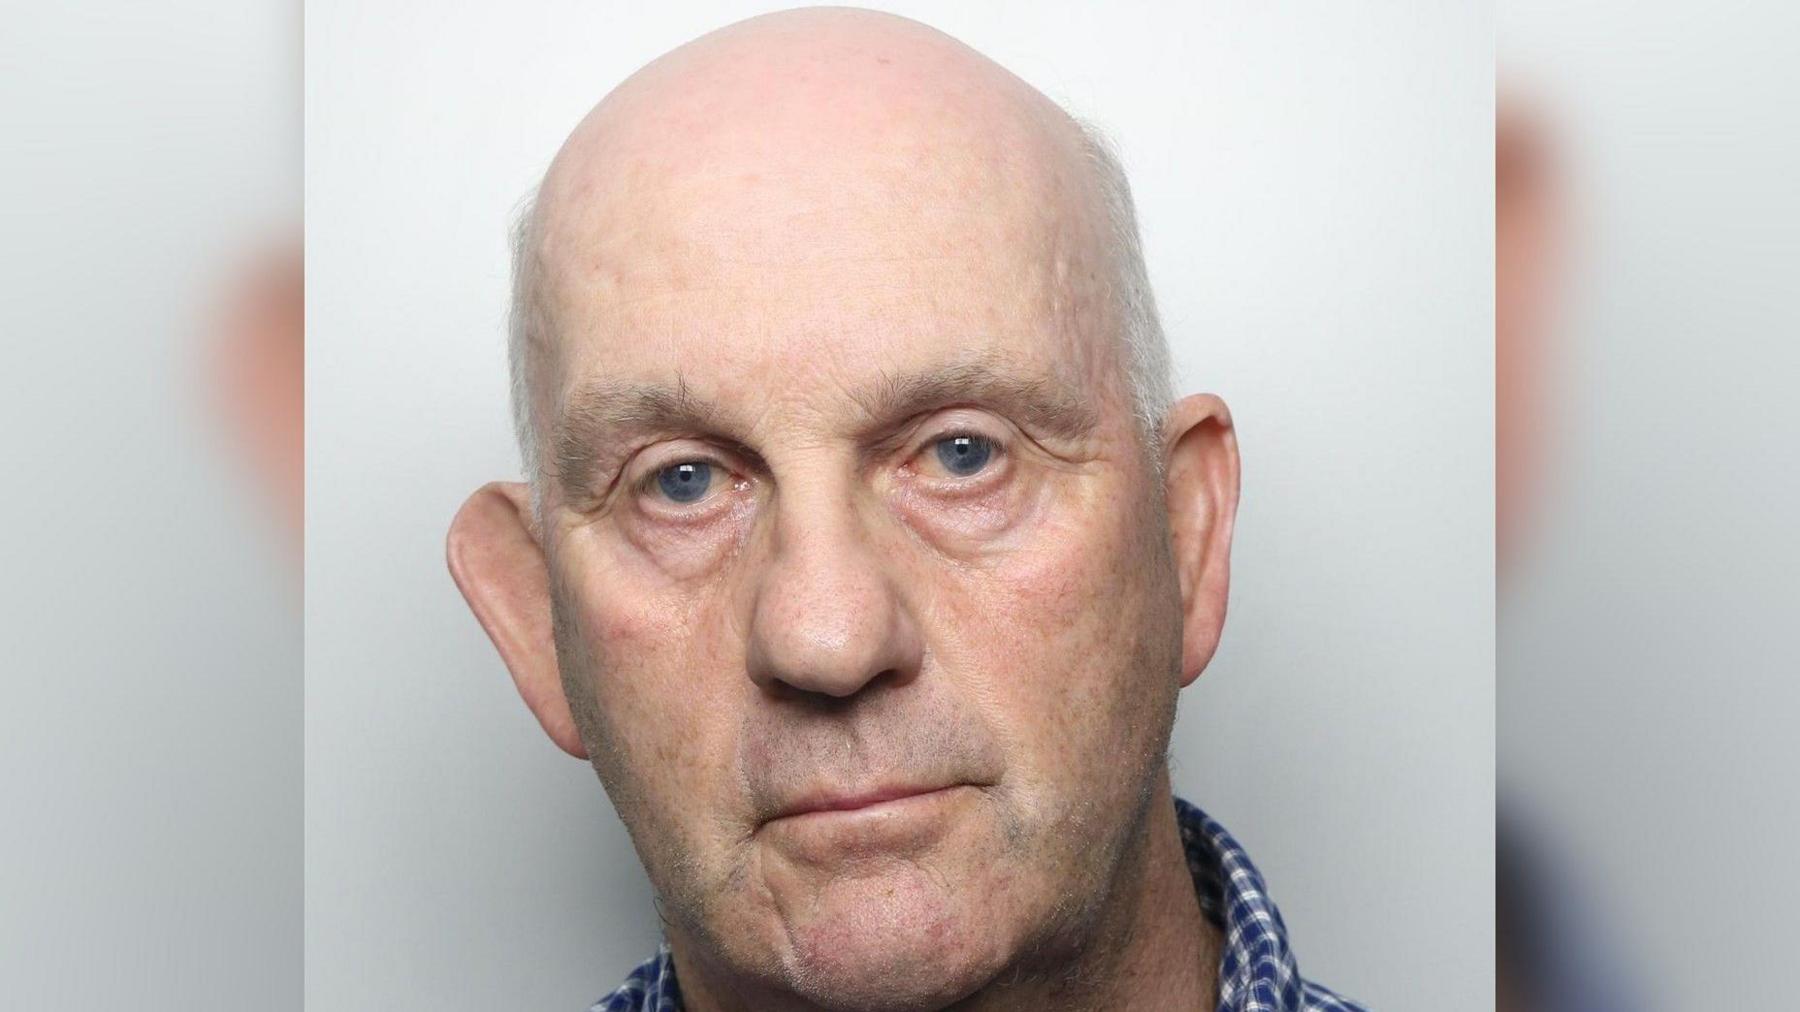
[656,462,713,503]
[935,435,993,476]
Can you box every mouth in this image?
[770,783,966,823]
[755,782,991,862]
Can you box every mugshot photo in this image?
[304,3,1490,1010]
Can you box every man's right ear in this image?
[446,482,588,759]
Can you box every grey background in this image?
[0,1,300,1008]
[306,3,1493,1010]
[1500,1,1800,1007]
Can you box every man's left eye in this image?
[932,435,995,477]
[653,461,715,503]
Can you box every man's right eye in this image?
[653,461,715,504]
[932,434,996,477]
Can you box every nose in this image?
[744,485,923,699]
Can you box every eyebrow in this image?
[548,354,1101,495]
[852,356,1101,445]
[550,376,740,496]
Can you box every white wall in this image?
[305,3,1493,1009]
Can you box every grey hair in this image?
[507,188,547,496]
[506,118,1173,496]
[1071,119,1175,448]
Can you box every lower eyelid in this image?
[635,494,728,529]
[919,458,1008,491]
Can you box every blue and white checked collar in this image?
[593,797,1364,1011]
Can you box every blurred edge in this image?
[1500,1,1800,1009]
[0,1,302,1009]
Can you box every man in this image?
[448,9,1363,1011]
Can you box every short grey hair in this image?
[507,118,1173,495]
[507,190,548,494]
[1071,119,1175,443]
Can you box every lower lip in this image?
[763,785,975,859]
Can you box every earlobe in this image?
[446,482,588,759]
[1161,394,1241,687]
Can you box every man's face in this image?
[517,18,1191,1009]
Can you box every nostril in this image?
[868,666,913,691]
[860,667,903,695]
[762,666,910,708]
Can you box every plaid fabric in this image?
[592,797,1365,1011]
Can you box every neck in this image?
[675,774,1220,1012]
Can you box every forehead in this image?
[534,49,1118,422]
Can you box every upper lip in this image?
[769,782,963,822]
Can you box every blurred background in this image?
[0,1,301,1008]
[1499,1,1800,1009]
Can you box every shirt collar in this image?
[1176,797,1363,1011]
[594,797,1361,1012]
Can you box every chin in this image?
[774,865,1018,1011]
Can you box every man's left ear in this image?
[1161,394,1241,686]
[446,482,588,759]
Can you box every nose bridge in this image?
[745,470,920,698]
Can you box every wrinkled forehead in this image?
[532,14,1121,433]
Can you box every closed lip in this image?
[768,782,969,823]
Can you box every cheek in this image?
[565,516,748,693]
[933,488,1176,778]
[619,494,758,582]
[554,530,748,817]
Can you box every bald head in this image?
[508,8,1169,494]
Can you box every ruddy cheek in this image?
[590,593,666,656]
[966,511,1124,685]
[558,546,697,678]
